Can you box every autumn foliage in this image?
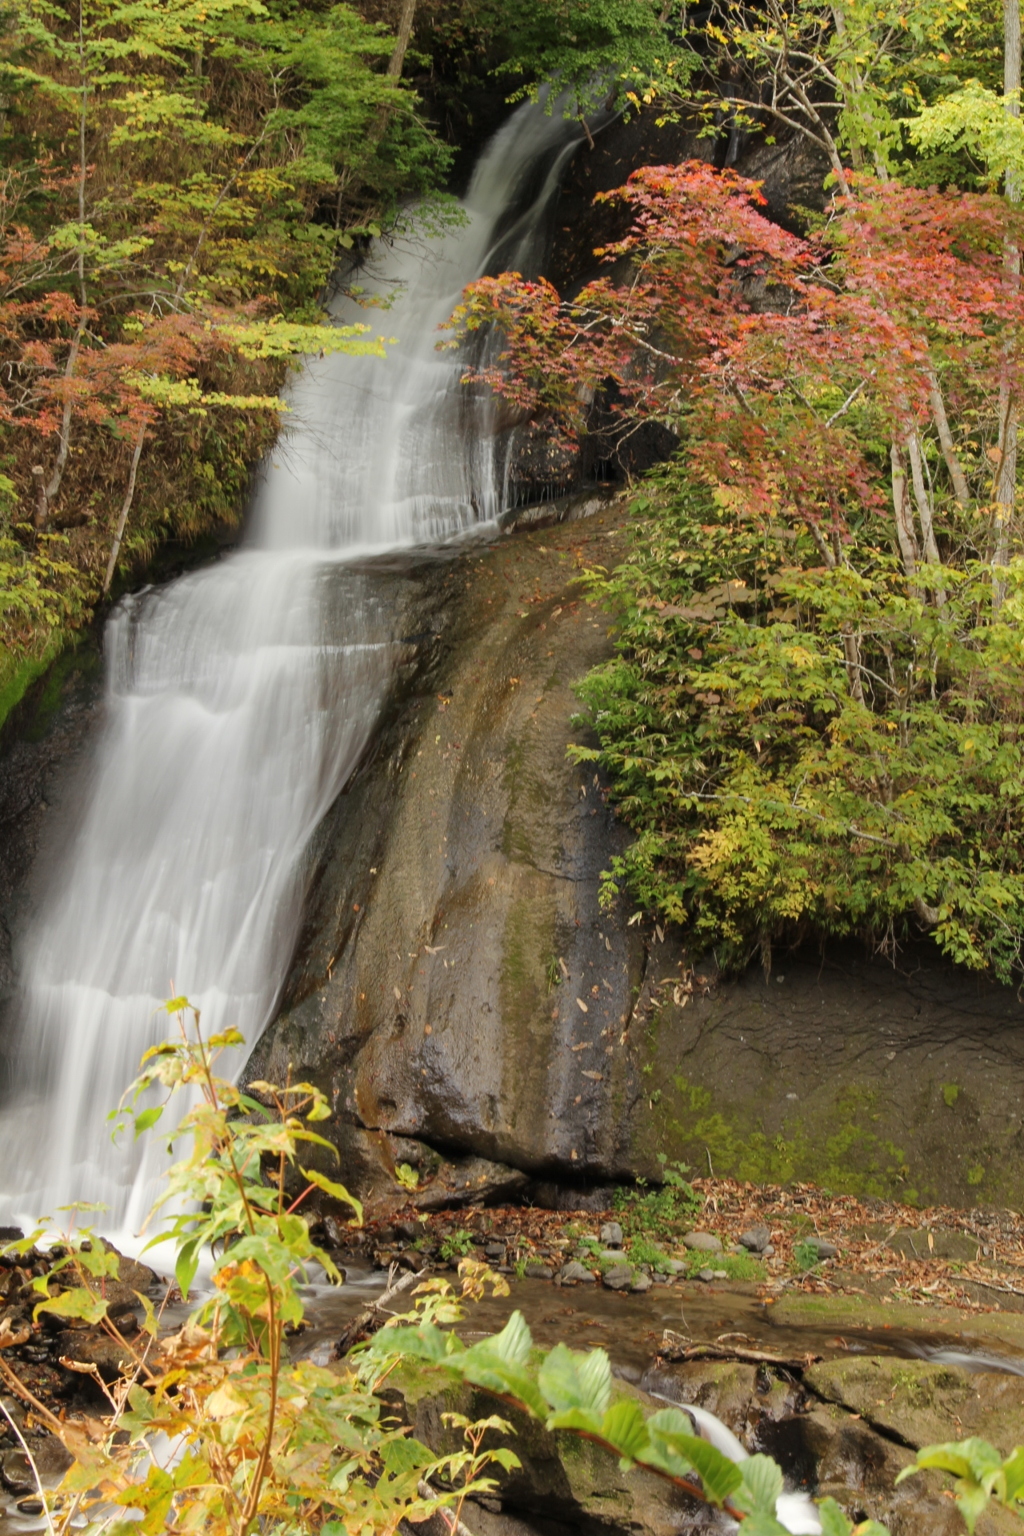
[450,160,1024,978]
[0,0,447,679]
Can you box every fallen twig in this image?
[417,1479,478,1536]
[333,1265,427,1358]
[660,1329,821,1370]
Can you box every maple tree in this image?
[448,148,1024,976]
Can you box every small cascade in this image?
[0,101,587,1235]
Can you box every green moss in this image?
[0,634,64,735]
[942,1082,960,1108]
[659,1077,914,1199]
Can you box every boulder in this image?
[557,1262,596,1285]
[601,1265,632,1291]
[243,514,649,1207]
[738,1225,772,1253]
[599,1221,623,1249]
[55,1327,138,1382]
[413,1156,530,1211]
[682,1232,722,1253]
[805,1355,1024,1458]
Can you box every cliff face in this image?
[246,112,1024,1216]
[245,496,1024,1215]
[245,496,651,1207]
[545,105,831,299]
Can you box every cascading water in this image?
[0,101,587,1235]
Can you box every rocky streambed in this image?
[6,1157,1024,1534]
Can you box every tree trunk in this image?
[890,443,920,578]
[386,0,417,79]
[995,0,1022,601]
[102,424,146,597]
[906,433,942,567]
[926,369,971,505]
[40,7,90,525]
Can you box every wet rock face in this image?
[246,501,651,1204]
[0,645,102,1043]
[246,498,1024,1211]
[547,106,831,302]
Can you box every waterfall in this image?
[0,101,586,1236]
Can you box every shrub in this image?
[573,469,1024,981]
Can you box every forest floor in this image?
[351,1176,1024,1324]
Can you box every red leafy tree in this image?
[449,161,1024,590]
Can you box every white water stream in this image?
[0,103,584,1236]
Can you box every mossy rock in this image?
[806,1354,1024,1459]
[388,1360,700,1536]
[770,1293,1024,1356]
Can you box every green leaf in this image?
[176,1235,201,1301]
[900,1438,1002,1486]
[954,1480,994,1534]
[134,1107,164,1141]
[33,1286,109,1325]
[599,1399,649,1463]
[380,1435,434,1475]
[486,1309,533,1367]
[458,1348,549,1420]
[1001,1446,1024,1504]
[737,1513,794,1536]
[817,1497,855,1536]
[736,1453,785,1516]
[545,1406,604,1436]
[640,1409,743,1504]
[298,1167,363,1224]
[537,1342,611,1416]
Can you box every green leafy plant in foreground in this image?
[2,1000,1022,1536]
[0,1001,513,1536]
[898,1438,1024,1532]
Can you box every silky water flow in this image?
[0,101,586,1238]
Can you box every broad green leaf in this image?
[1001,1446,1024,1503]
[367,1323,453,1364]
[641,1410,743,1504]
[737,1453,785,1515]
[599,1399,649,1463]
[133,1106,163,1138]
[954,1479,995,1534]
[817,1497,855,1535]
[737,1513,795,1536]
[545,1405,604,1436]
[299,1167,363,1223]
[380,1436,435,1475]
[485,1308,533,1367]
[537,1342,611,1416]
[34,1286,109,1325]
[458,1349,549,1420]
[900,1438,1002,1486]
[176,1235,201,1301]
